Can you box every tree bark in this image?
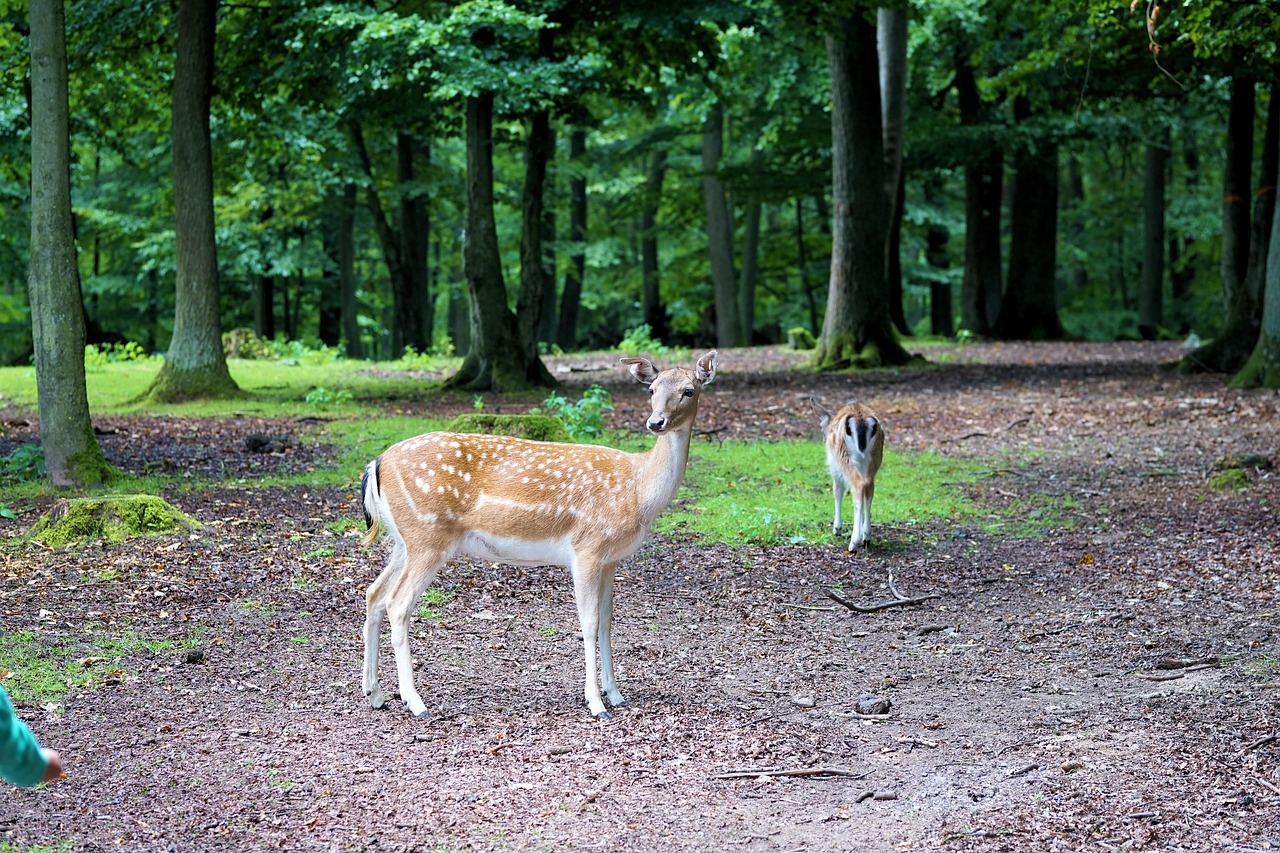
[1233,111,1280,388]
[1221,75,1255,310]
[398,132,432,353]
[339,183,363,358]
[814,11,914,370]
[956,53,1001,336]
[28,0,112,487]
[1182,81,1276,373]
[517,106,553,353]
[991,97,1065,341]
[557,127,587,351]
[146,0,239,402]
[702,100,741,347]
[924,178,952,336]
[641,147,669,341]
[878,6,910,337]
[447,90,553,391]
[1139,129,1168,340]
[738,148,763,345]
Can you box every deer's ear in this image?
[695,350,718,386]
[621,357,659,385]
[810,397,831,428]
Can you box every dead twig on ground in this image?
[827,571,939,614]
[1245,734,1276,752]
[712,766,871,781]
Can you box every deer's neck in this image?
[635,423,694,524]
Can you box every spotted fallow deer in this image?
[359,351,718,719]
[813,399,885,550]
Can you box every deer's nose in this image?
[647,416,667,433]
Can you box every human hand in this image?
[40,749,62,784]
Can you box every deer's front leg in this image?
[597,563,624,709]
[572,559,611,719]
[831,476,846,535]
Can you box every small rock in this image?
[855,695,891,715]
[180,648,206,665]
[790,694,816,709]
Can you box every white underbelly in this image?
[457,530,576,567]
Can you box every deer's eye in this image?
[648,386,655,395]
[682,388,694,398]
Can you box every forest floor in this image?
[1,340,1279,853]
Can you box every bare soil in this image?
[2,341,1279,852]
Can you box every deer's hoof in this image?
[594,709,613,721]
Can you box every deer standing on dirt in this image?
[359,351,718,719]
[813,399,885,550]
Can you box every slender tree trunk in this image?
[398,132,431,352]
[1065,154,1088,292]
[878,7,910,337]
[641,147,669,341]
[146,0,238,402]
[339,183,362,358]
[1221,75,1255,310]
[992,97,1065,340]
[814,12,913,370]
[517,106,553,354]
[738,148,763,345]
[1169,134,1199,334]
[956,54,1001,336]
[28,0,111,486]
[702,100,741,347]
[796,197,819,336]
[1139,128,1169,340]
[448,90,553,391]
[924,178,952,336]
[1182,81,1276,373]
[557,127,586,350]
[254,274,274,340]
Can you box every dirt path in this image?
[2,342,1278,852]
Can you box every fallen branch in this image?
[826,588,939,614]
[712,766,871,781]
[1245,734,1277,752]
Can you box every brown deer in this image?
[813,399,885,550]
[359,351,718,718]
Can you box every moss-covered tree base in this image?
[811,332,924,372]
[445,414,571,442]
[1229,334,1280,389]
[1175,334,1257,375]
[140,360,242,404]
[25,495,199,549]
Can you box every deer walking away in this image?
[814,399,885,550]
[359,351,718,719]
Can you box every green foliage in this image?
[417,587,455,621]
[531,385,615,441]
[787,327,816,350]
[0,442,44,486]
[304,387,354,408]
[1208,468,1249,490]
[618,324,670,356]
[24,495,199,549]
[85,341,156,370]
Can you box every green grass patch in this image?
[0,625,206,704]
[659,440,985,546]
[417,587,455,620]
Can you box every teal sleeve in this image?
[0,686,49,788]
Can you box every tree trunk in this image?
[1182,81,1276,373]
[924,178,952,336]
[992,97,1065,341]
[517,106,553,354]
[398,132,432,353]
[641,147,669,341]
[557,128,587,351]
[1065,154,1088,293]
[702,100,741,347]
[28,0,112,487]
[814,12,914,370]
[254,274,275,340]
[738,148,763,345]
[878,7,910,337]
[447,90,553,392]
[1169,134,1199,334]
[146,0,239,402]
[796,197,819,336]
[956,53,1001,336]
[338,183,362,358]
[1139,129,1168,340]
[1221,75,1255,310]
[1233,116,1280,388]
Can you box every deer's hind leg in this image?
[362,539,407,709]
[596,562,625,710]
[384,549,446,718]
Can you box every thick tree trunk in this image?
[992,98,1065,341]
[28,0,112,487]
[557,128,587,351]
[956,55,1001,336]
[878,7,910,337]
[397,133,431,353]
[738,148,763,345]
[641,147,669,341]
[814,12,914,370]
[1182,82,1276,373]
[447,91,553,392]
[1139,129,1168,340]
[147,0,238,402]
[702,100,741,347]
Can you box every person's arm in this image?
[0,687,53,788]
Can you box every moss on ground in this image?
[25,495,199,548]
